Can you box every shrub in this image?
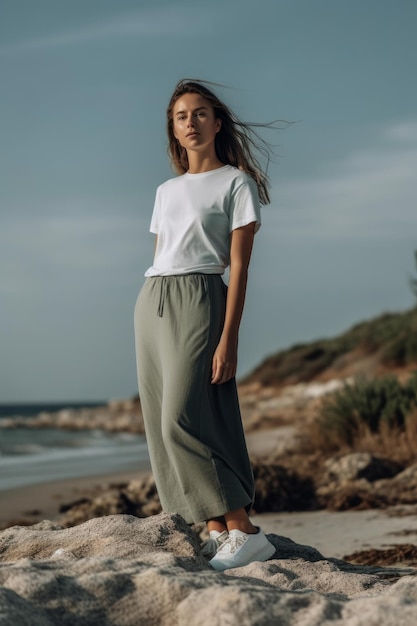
[406,369,417,398]
[317,373,417,447]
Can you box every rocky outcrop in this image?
[0,398,144,433]
[47,455,417,530]
[1,512,417,625]
[252,459,317,512]
[317,457,417,511]
[239,379,350,431]
[315,453,402,511]
[55,460,318,529]
[344,544,417,567]
[322,453,402,484]
[57,474,162,527]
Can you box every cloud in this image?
[0,213,151,298]
[266,121,417,241]
[0,6,214,55]
[384,121,417,143]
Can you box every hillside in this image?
[241,305,417,388]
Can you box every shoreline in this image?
[3,470,417,562]
[0,427,283,527]
[0,465,150,529]
[3,426,417,564]
[250,508,417,561]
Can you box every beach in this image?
[0,428,279,530]
[3,391,417,624]
[4,473,417,562]
[0,468,149,529]
[3,426,417,564]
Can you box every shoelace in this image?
[201,531,229,558]
[218,533,247,555]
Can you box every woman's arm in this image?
[211,222,256,385]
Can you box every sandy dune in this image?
[1,512,417,625]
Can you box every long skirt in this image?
[133,273,255,524]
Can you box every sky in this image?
[1,0,417,403]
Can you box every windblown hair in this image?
[166,79,283,206]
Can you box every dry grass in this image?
[306,406,417,466]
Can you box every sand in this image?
[0,469,146,528]
[3,467,417,563]
[2,426,417,562]
[3,425,417,623]
[1,512,417,626]
[0,428,280,528]
[251,508,417,561]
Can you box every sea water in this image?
[0,403,149,491]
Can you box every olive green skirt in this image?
[133,274,254,524]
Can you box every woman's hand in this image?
[211,337,238,384]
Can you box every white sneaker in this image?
[209,527,276,571]
[201,530,229,559]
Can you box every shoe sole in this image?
[209,540,276,570]
[257,541,276,562]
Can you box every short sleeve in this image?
[149,187,160,234]
[229,178,261,233]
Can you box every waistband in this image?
[146,273,223,318]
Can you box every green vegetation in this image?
[242,306,417,386]
[317,372,417,447]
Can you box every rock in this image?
[0,588,55,626]
[344,544,417,567]
[239,380,347,432]
[1,513,417,625]
[252,458,317,512]
[317,460,417,512]
[0,513,202,562]
[0,398,145,434]
[319,481,388,511]
[58,462,319,528]
[314,454,403,511]
[54,456,417,528]
[373,463,417,506]
[322,453,402,484]
[124,474,162,517]
[57,475,162,527]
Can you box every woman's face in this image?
[172,93,221,153]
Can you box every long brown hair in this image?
[166,79,285,206]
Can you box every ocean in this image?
[0,403,150,491]
[0,401,104,419]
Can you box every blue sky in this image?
[1,0,416,402]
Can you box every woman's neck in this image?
[187,151,224,174]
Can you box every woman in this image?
[134,79,276,571]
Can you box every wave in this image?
[0,440,149,468]
[0,428,145,457]
[0,442,150,492]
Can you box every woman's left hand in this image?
[211,222,255,385]
[211,337,237,384]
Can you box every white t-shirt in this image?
[144,164,261,277]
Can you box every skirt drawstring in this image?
[157,278,168,317]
